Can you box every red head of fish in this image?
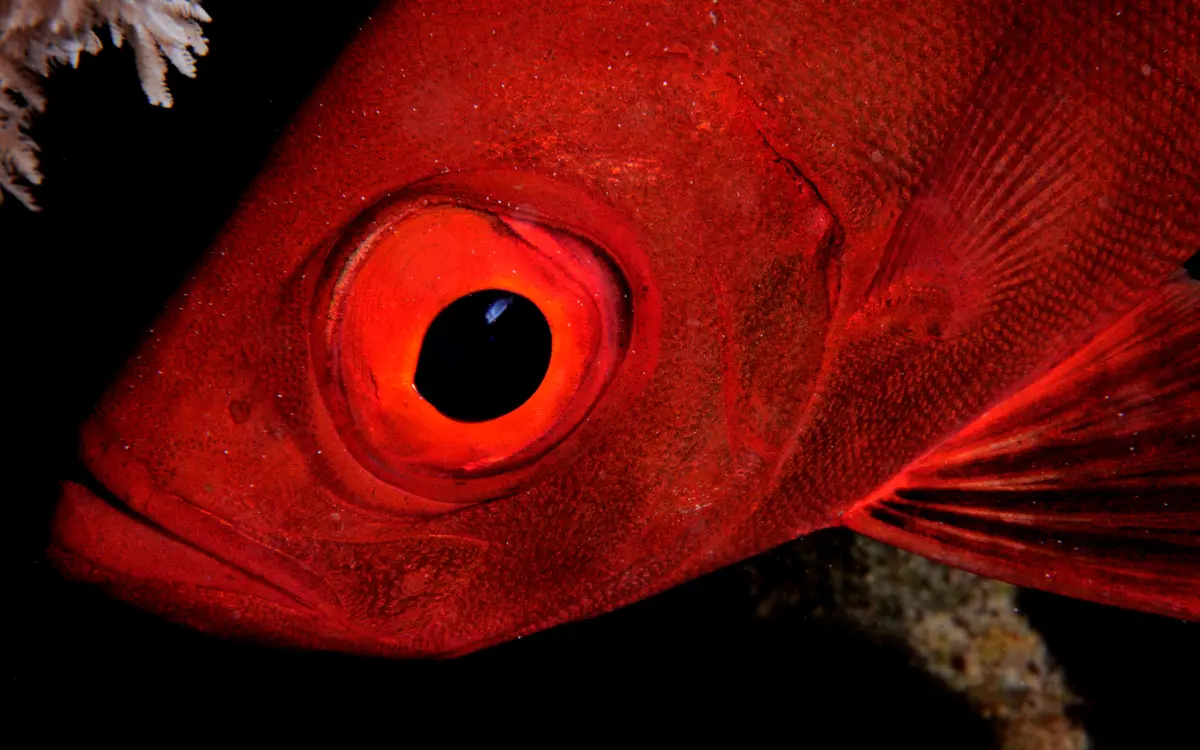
[50,0,1200,657]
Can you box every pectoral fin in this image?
[844,272,1199,620]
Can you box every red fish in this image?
[50,0,1199,657]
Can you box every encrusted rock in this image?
[746,529,1088,750]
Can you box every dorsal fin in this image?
[844,272,1199,620]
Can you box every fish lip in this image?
[61,424,493,656]
[50,463,329,619]
[50,475,491,658]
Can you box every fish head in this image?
[50,0,973,655]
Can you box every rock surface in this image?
[746,530,1088,749]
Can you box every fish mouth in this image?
[49,466,344,645]
[51,452,495,657]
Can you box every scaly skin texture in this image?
[51,0,1199,656]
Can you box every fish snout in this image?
[49,411,350,650]
[50,479,331,644]
[51,415,498,656]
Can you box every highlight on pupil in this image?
[413,289,553,423]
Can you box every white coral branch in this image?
[0,0,210,209]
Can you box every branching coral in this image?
[0,0,211,209]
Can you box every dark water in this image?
[8,2,1195,742]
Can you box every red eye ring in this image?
[310,171,659,506]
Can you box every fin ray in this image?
[856,3,1200,331]
[845,273,1200,620]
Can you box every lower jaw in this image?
[49,480,333,648]
[49,480,478,658]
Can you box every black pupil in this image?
[414,289,552,422]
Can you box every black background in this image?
[7,2,1196,742]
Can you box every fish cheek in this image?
[531,140,846,606]
[723,230,840,457]
[311,535,491,639]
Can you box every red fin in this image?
[844,273,1200,620]
[853,3,1200,336]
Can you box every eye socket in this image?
[312,173,648,504]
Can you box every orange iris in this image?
[313,182,632,502]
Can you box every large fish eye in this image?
[311,172,655,505]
